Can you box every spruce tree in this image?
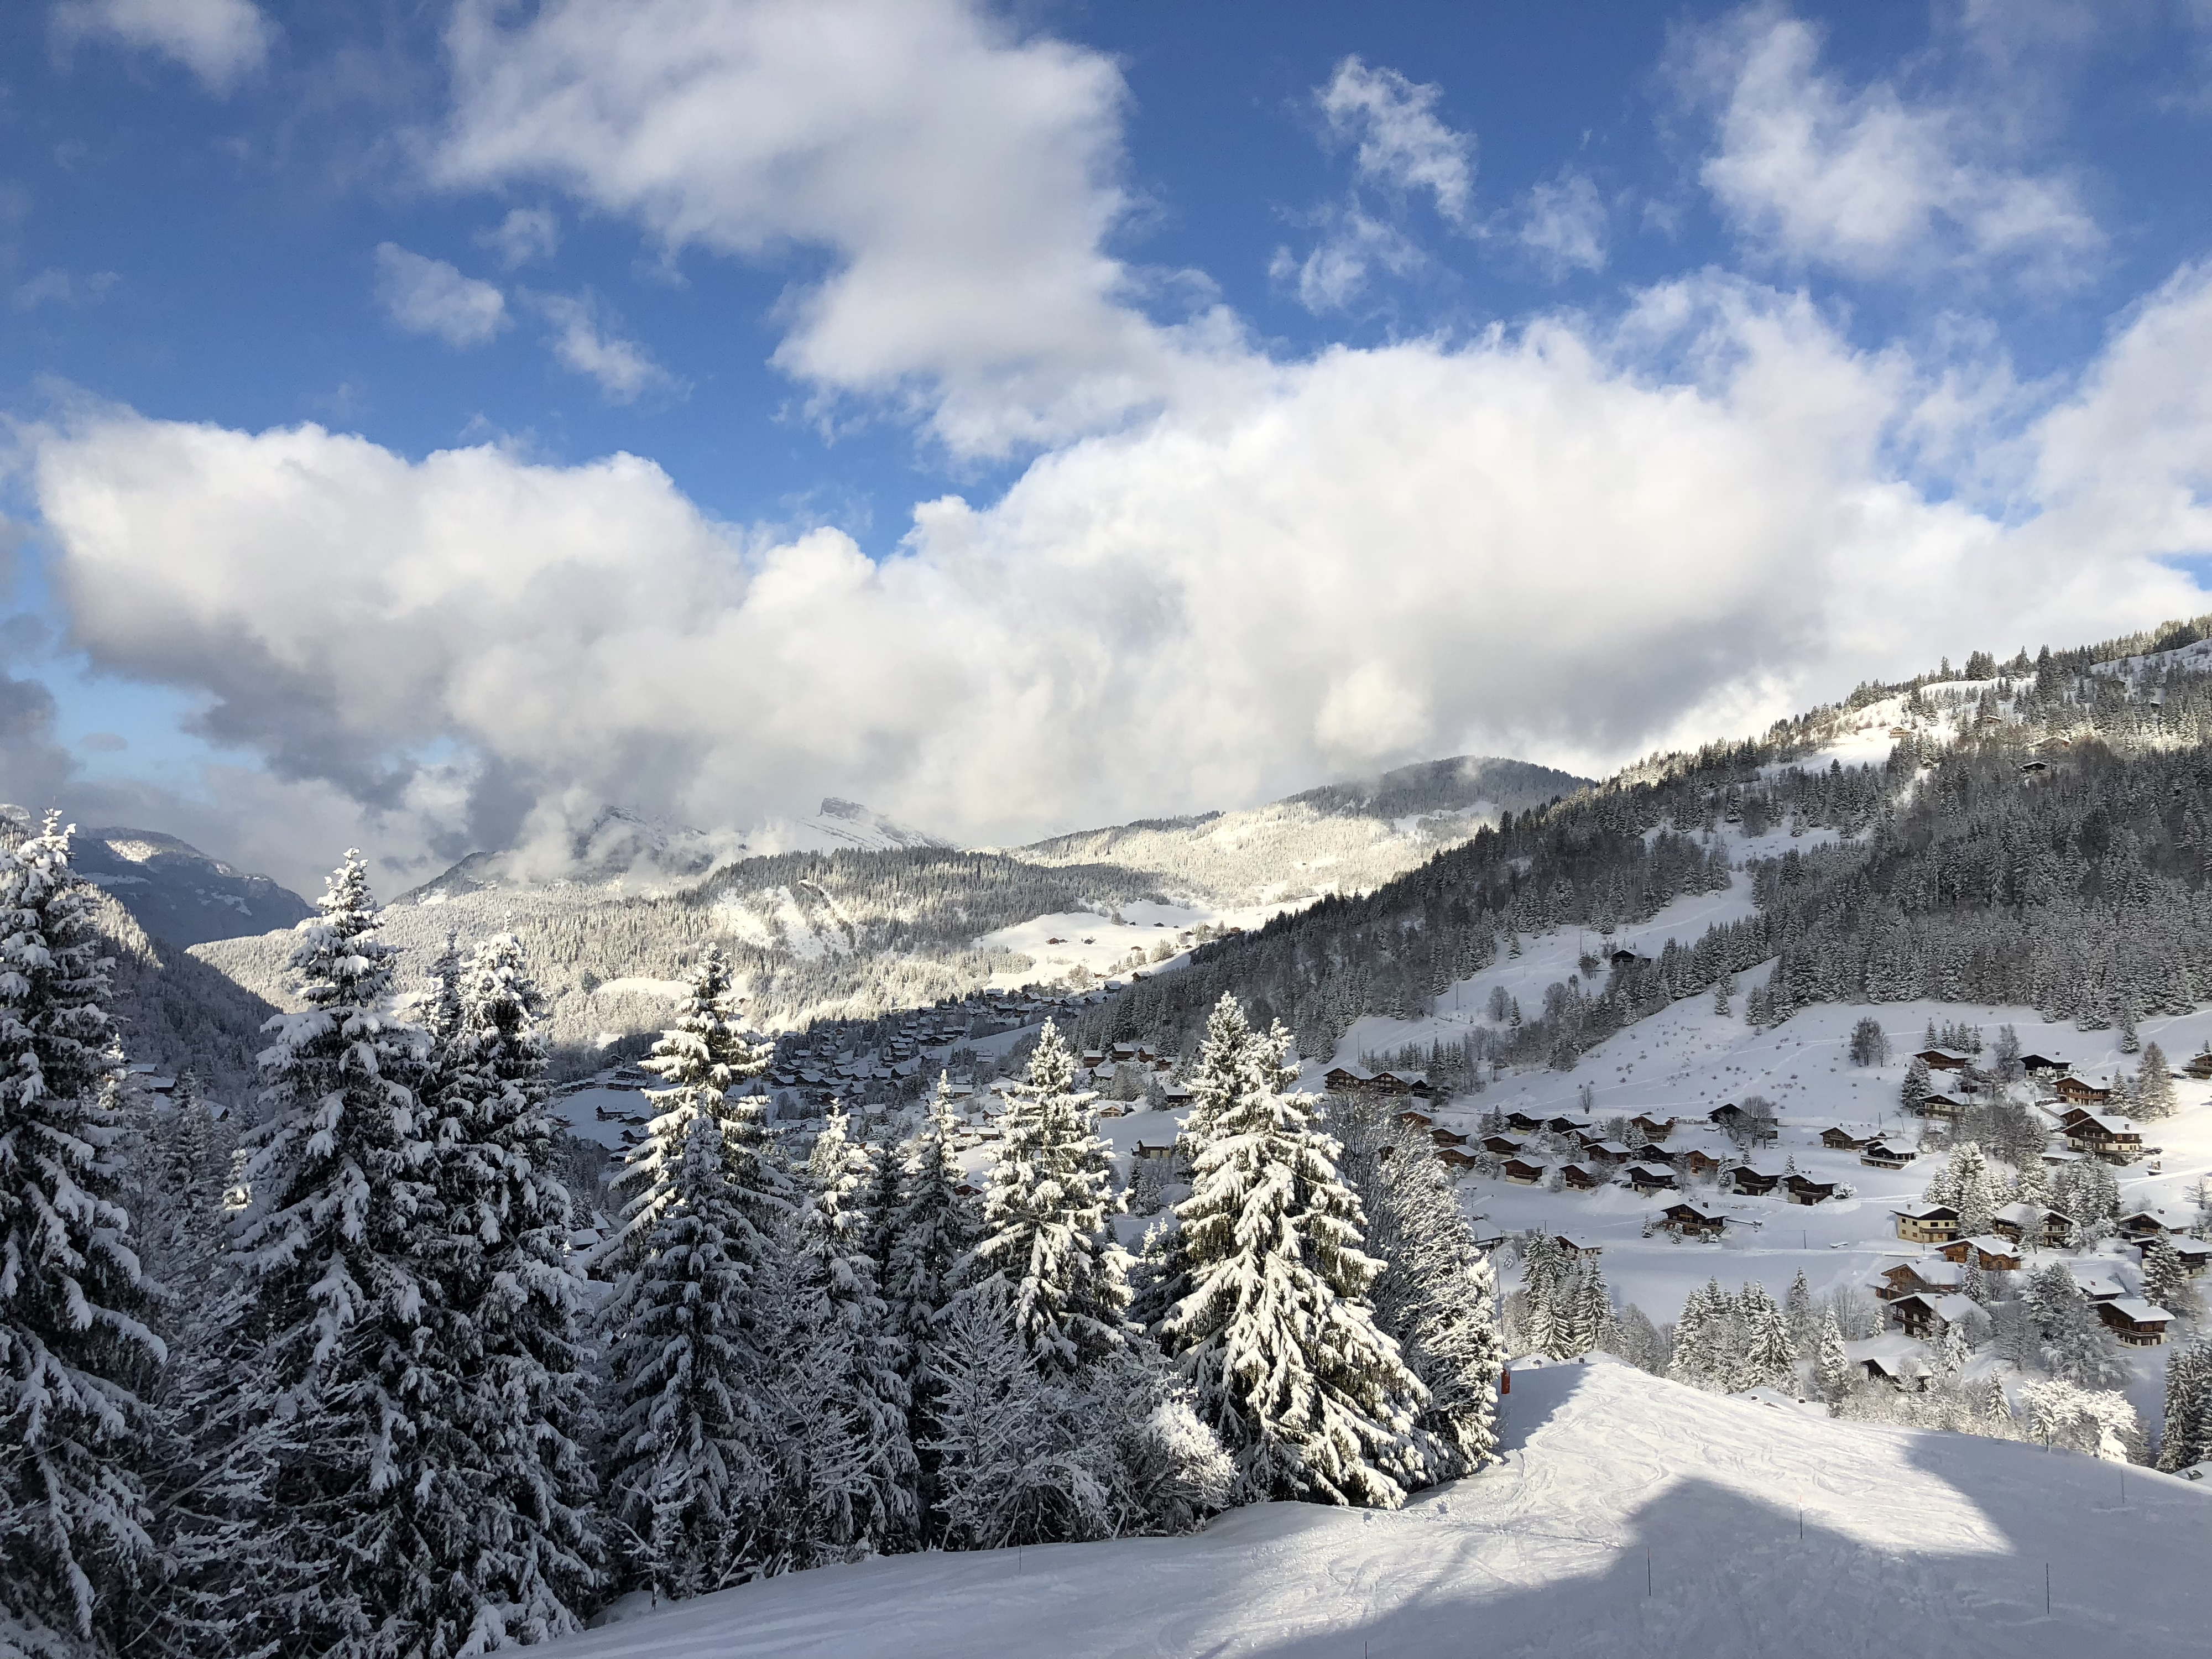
[1784,1270,1816,1354]
[2156,1343,2211,1472]
[971,1022,1129,1375]
[1735,1284,1797,1392]
[2136,1042,2178,1119]
[1164,996,1425,1507]
[785,1112,917,1561]
[0,818,159,1658]
[412,933,601,1646]
[177,851,437,1655]
[2142,1237,2199,1320]
[1814,1308,1853,1404]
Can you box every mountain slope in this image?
[61,823,314,947]
[542,1357,2211,1658]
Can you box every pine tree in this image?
[1814,1309,1853,1404]
[1735,1284,1797,1392]
[1901,1056,1931,1115]
[601,1105,794,1597]
[2136,1042,2178,1120]
[142,1068,230,1317]
[1565,1259,1616,1360]
[411,933,601,1647]
[784,1112,917,1561]
[971,1021,1129,1375]
[885,1076,981,1395]
[2142,1237,2199,1320]
[2156,1343,2211,1473]
[607,945,772,1266]
[1784,1270,1816,1353]
[174,851,437,1655]
[0,818,159,1658]
[1165,997,1424,1506]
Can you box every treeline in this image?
[2,829,1504,1658]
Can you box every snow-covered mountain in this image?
[541,1356,2211,1658]
[29,818,316,947]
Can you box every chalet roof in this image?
[1958,1233,2020,1257]
[1913,1049,1969,1067]
[2067,1264,2127,1300]
[1929,1292,1985,1323]
[2115,1210,2169,1232]
[1992,1201,2044,1225]
[1892,1203,1958,1221]
[2107,1298,2173,1324]
[1662,1202,1724,1222]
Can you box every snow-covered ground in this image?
[975,898,1303,990]
[545,1357,2212,1658]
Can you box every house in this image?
[2114,1209,2169,1240]
[1913,1049,1970,1072]
[1394,1109,1434,1130]
[1430,1128,1470,1149]
[1938,1234,2023,1272]
[1821,1126,1874,1151]
[1892,1203,1959,1244]
[1554,1236,1604,1258]
[1890,1291,1986,1342]
[1784,1173,1839,1206]
[1610,948,1651,969]
[2066,1264,2127,1303]
[1675,1147,1723,1178]
[2018,1053,2069,1078]
[1501,1157,1546,1186]
[1860,1140,1917,1169]
[2135,1236,2212,1276]
[2184,1052,2212,1082]
[1728,1165,1782,1197]
[1630,1114,1677,1142]
[1559,1163,1603,1192]
[1437,1147,1481,1173]
[1323,1066,1374,1094]
[1542,1115,1584,1136]
[1625,1164,1678,1195]
[1658,1202,1726,1239]
[1587,1139,1633,1165]
[1131,1140,1180,1163]
[1991,1201,2070,1248]
[2055,1075,2114,1105]
[1480,1134,1524,1157]
[1918,1093,1969,1120]
[1855,1340,1936,1391]
[1875,1259,1966,1301]
[1504,1110,1545,1133]
[1372,1070,1434,1098]
[1708,1103,1746,1128]
[2062,1111,2143,1162]
[2096,1298,2177,1347]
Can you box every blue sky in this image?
[4,0,2212,891]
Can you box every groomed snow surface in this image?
[549,1357,2211,1658]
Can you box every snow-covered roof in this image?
[1930,1293,1985,1323]
[2107,1298,2173,1324]
[1892,1202,1956,1220]
[1959,1233,2020,1256]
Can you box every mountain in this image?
[41,821,316,947]
[534,1357,2211,1658]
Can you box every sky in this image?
[4,0,2212,895]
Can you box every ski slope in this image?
[546,1357,2212,1658]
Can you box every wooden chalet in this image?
[1784,1173,1839,1206]
[1938,1234,2023,1272]
[2054,1075,2114,1105]
[1394,1108,1434,1130]
[1323,1066,1371,1094]
[2018,1053,2069,1078]
[1890,1291,1984,1341]
[1542,1115,1584,1136]
[1501,1157,1546,1186]
[1918,1093,1968,1120]
[2060,1109,2143,1162]
[1625,1164,1678,1195]
[2097,1298,2177,1347]
[1374,1070,1435,1098]
[1630,1113,1677,1142]
[1821,1126,1874,1151]
[1728,1166,1781,1197]
[1610,948,1651,969]
[1860,1140,1916,1169]
[1437,1147,1481,1172]
[1558,1163,1603,1192]
[2068,1264,2127,1304]
[1860,1349,1934,1391]
[1555,1236,1604,1258]
[1708,1103,1746,1128]
[2134,1237,2212,1276]
[1659,1202,1725,1240]
[1480,1133,1524,1157]
[1913,1049,1970,1072]
[1131,1140,1180,1163]
[2184,1052,2212,1082]
[1991,1201,2070,1248]
[1875,1259,1966,1302]
[1504,1111,1544,1133]
[1587,1139,1633,1165]
[1676,1147,1723,1178]
[1892,1203,1959,1244]
[2114,1209,2169,1240]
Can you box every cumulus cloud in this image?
[14,269,120,311]
[373,243,509,347]
[1317,57,1475,226]
[51,0,275,95]
[478,206,560,269]
[429,0,1228,457]
[1519,171,1608,278]
[529,291,682,403]
[29,269,2212,874]
[1679,6,2103,286]
[1270,208,1425,314]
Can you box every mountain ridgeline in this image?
[1076,620,2212,1073]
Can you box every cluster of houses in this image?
[1876,1198,2210,1350]
[1908,1047,2162,1165]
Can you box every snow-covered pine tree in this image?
[2156,1343,2211,1473]
[2136,1042,2178,1120]
[885,1074,982,1392]
[1784,1270,1816,1354]
[601,1105,794,1596]
[1517,1231,1568,1358]
[1164,996,1425,1507]
[1349,1109,1502,1478]
[1937,1317,1974,1378]
[1901,1056,1931,1115]
[1814,1308,1853,1404]
[142,1068,230,1318]
[411,932,601,1646]
[784,1111,917,1562]
[1564,1259,1616,1361]
[2040,1275,2130,1390]
[606,945,773,1267]
[2141,1237,2200,1320]
[1735,1284,1797,1392]
[971,1021,1129,1375]
[0,817,160,1659]
[171,851,436,1655]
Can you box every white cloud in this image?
[1519,171,1608,278]
[1317,57,1475,227]
[1681,7,2103,286]
[530,291,682,403]
[30,269,2212,871]
[1270,209,1425,314]
[479,206,560,269]
[429,0,1225,457]
[51,0,275,95]
[13,269,120,310]
[373,243,508,348]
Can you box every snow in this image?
[541,1356,2212,1658]
[973,899,1296,989]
